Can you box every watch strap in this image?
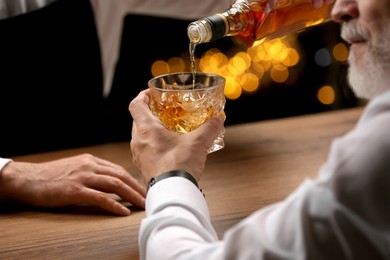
[147,170,203,196]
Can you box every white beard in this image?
[342,23,390,100]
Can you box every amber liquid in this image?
[230,1,333,47]
[153,92,225,153]
[189,41,197,86]
[151,89,224,134]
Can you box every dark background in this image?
[0,0,359,156]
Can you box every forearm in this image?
[139,177,219,260]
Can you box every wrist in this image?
[147,170,204,196]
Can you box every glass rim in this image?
[148,72,226,92]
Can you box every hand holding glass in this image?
[148,72,226,153]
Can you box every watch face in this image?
[147,177,156,194]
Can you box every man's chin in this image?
[348,70,372,100]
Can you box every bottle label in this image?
[206,14,229,40]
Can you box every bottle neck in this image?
[188,14,229,44]
[187,1,251,44]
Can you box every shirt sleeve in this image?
[118,0,233,20]
[139,176,220,260]
[0,0,56,20]
[139,92,390,260]
[0,158,12,172]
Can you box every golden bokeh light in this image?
[250,62,265,78]
[233,52,251,70]
[283,48,300,67]
[152,37,348,101]
[240,72,259,92]
[168,57,185,73]
[261,44,273,61]
[224,78,242,100]
[333,43,349,62]
[317,85,335,105]
[199,49,228,72]
[227,57,246,76]
[246,46,260,62]
[268,40,289,62]
[270,64,289,83]
[151,60,170,77]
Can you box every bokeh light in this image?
[333,43,349,62]
[270,64,289,83]
[240,72,259,92]
[151,60,170,77]
[224,77,242,100]
[168,57,185,73]
[317,85,336,105]
[151,35,346,103]
[314,48,332,67]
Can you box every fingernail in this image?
[120,206,131,216]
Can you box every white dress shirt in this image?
[140,90,390,259]
[0,158,12,172]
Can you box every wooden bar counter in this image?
[0,107,364,259]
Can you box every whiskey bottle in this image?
[187,0,334,47]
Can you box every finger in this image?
[82,157,146,197]
[83,174,146,209]
[93,166,146,199]
[17,182,132,216]
[128,89,153,122]
[75,188,132,216]
[129,89,170,133]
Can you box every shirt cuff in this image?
[146,176,210,220]
[0,158,13,172]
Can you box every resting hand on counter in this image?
[0,154,146,216]
[129,89,224,185]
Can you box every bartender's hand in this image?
[129,89,224,184]
[0,154,146,216]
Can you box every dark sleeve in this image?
[0,0,104,156]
